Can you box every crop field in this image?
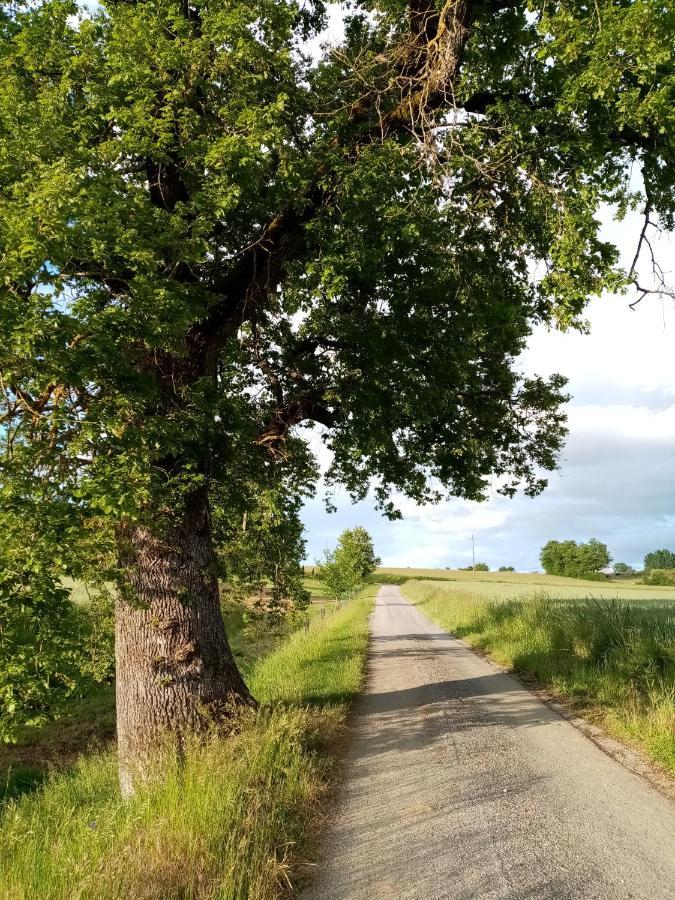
[378,567,675,603]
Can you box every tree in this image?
[644,549,675,571]
[335,527,381,580]
[540,539,611,578]
[612,562,634,576]
[1,0,673,791]
[316,527,378,601]
[474,562,490,572]
[498,566,515,572]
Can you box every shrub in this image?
[498,566,515,572]
[642,569,675,586]
[0,570,114,742]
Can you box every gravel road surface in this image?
[303,585,675,900]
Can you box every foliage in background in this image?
[404,582,675,772]
[498,566,515,572]
[0,588,375,899]
[316,527,379,603]
[213,444,316,616]
[642,569,675,587]
[644,550,675,571]
[337,527,381,580]
[540,538,611,579]
[0,503,114,742]
[613,562,635,576]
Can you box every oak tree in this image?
[1,0,673,791]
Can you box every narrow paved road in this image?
[304,585,675,900]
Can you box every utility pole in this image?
[472,533,476,574]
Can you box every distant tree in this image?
[474,562,490,572]
[337,527,381,579]
[540,539,611,578]
[315,549,362,603]
[316,527,378,602]
[644,549,675,571]
[498,566,515,572]
[612,562,635,576]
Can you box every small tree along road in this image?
[1,0,673,792]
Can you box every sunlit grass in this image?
[403,581,675,772]
[0,587,376,899]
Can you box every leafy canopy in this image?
[644,549,675,572]
[540,539,611,578]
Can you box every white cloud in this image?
[566,403,675,442]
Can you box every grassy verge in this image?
[0,602,325,803]
[403,582,675,773]
[0,586,376,899]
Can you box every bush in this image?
[498,566,515,572]
[0,571,114,742]
[642,569,675,586]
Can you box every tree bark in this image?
[115,486,252,797]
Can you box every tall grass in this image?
[403,582,675,772]
[0,587,376,900]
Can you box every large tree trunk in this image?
[115,486,252,797]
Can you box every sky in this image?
[299,7,675,571]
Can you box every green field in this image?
[377,567,675,601]
[394,571,674,772]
